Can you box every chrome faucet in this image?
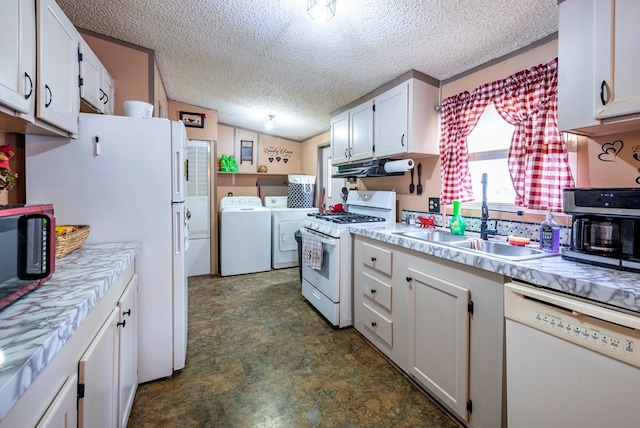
[480,173,497,240]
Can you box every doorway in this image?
[320,145,345,210]
[187,139,211,276]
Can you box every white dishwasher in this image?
[504,281,640,428]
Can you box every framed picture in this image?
[179,111,205,128]
[241,140,254,164]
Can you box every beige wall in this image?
[215,124,304,202]
[167,100,218,141]
[300,131,330,175]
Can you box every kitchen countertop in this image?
[0,242,140,421]
[351,223,640,314]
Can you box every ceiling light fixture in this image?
[307,0,337,23]
[265,114,276,130]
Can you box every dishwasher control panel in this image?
[505,282,640,368]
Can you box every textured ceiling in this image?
[56,0,559,141]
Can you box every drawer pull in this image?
[123,309,131,317]
[370,289,376,294]
[406,276,412,282]
[371,256,377,262]
[117,320,126,328]
[371,321,377,328]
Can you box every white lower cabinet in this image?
[0,264,137,428]
[79,274,138,428]
[78,308,120,428]
[36,374,78,428]
[117,277,138,428]
[353,236,506,427]
[406,266,470,422]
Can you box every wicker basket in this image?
[55,225,91,259]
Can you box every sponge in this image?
[508,236,531,246]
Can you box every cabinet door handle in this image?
[123,309,131,317]
[371,256,377,262]
[99,88,105,101]
[600,80,609,106]
[24,73,33,100]
[371,321,377,328]
[344,148,348,158]
[103,92,109,105]
[44,84,52,108]
[401,134,405,147]
[117,319,126,328]
[406,276,412,282]
[370,289,376,294]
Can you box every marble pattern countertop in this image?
[0,242,140,421]
[351,223,640,314]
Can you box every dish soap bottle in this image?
[449,200,466,235]
[539,209,560,253]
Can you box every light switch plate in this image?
[428,197,440,213]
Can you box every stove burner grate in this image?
[307,212,385,224]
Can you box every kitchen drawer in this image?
[362,302,393,347]
[361,242,392,276]
[361,271,392,311]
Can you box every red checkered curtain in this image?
[439,90,492,204]
[493,58,574,211]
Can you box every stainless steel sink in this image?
[452,240,558,261]
[393,229,559,261]
[398,230,470,244]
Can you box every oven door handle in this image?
[301,228,338,246]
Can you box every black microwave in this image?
[0,204,55,311]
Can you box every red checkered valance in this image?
[439,58,574,211]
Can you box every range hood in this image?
[331,159,406,179]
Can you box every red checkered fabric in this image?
[439,89,492,204]
[494,58,574,211]
[439,57,574,210]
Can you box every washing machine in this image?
[219,196,271,276]
[264,196,318,269]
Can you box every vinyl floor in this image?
[126,267,462,428]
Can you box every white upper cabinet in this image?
[37,0,80,135]
[101,67,115,115]
[558,0,640,135]
[331,100,375,165]
[79,40,103,112]
[79,40,115,114]
[330,111,350,164]
[0,0,36,115]
[349,99,375,162]
[374,82,409,158]
[331,73,440,165]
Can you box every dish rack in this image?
[55,225,90,259]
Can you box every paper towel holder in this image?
[331,158,408,179]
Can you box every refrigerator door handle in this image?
[174,208,184,255]
[173,150,184,200]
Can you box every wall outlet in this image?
[428,197,440,213]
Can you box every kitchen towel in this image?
[302,232,323,270]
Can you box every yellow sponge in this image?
[508,236,530,246]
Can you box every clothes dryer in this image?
[264,196,318,269]
[219,196,271,276]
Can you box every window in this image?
[466,103,516,206]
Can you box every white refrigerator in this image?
[25,113,189,383]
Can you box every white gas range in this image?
[301,190,396,327]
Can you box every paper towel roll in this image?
[384,159,414,173]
